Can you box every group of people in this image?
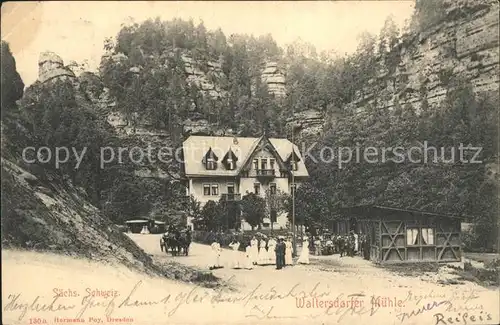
[310,231,370,260]
[209,235,311,270]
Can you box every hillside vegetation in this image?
[1,0,498,256]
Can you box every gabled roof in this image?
[222,147,238,162]
[239,135,288,172]
[182,135,309,177]
[286,149,301,162]
[201,147,218,163]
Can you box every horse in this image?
[161,231,180,256]
[177,230,191,256]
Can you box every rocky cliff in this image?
[38,51,76,84]
[348,0,499,112]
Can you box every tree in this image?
[218,198,242,231]
[200,200,221,231]
[285,182,330,233]
[265,188,288,232]
[379,15,400,54]
[1,41,24,113]
[240,193,266,230]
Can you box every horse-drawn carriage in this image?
[160,227,192,256]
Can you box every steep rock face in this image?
[181,54,227,99]
[261,61,286,98]
[349,0,499,112]
[38,52,76,84]
[286,110,325,141]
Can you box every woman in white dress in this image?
[297,237,310,264]
[285,237,294,265]
[250,236,259,265]
[257,238,268,265]
[210,241,222,269]
[229,240,241,269]
[267,237,277,264]
[244,245,254,269]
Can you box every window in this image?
[261,159,267,170]
[406,228,434,245]
[421,228,434,245]
[291,161,298,171]
[203,184,211,196]
[406,228,419,245]
[270,183,277,194]
[227,183,235,194]
[253,159,259,171]
[206,158,216,170]
[227,159,235,170]
[269,158,275,170]
[290,183,297,194]
[211,184,219,196]
[254,183,260,195]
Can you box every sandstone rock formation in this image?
[286,109,325,141]
[181,54,227,99]
[261,61,286,98]
[38,51,75,83]
[349,0,499,113]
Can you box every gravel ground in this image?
[2,235,499,325]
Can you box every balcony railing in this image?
[256,169,276,177]
[221,193,242,201]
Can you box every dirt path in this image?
[2,237,499,325]
[129,234,500,324]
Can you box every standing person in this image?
[250,236,259,265]
[314,237,322,256]
[297,237,310,264]
[363,235,370,260]
[267,237,277,265]
[353,231,359,255]
[244,244,254,269]
[275,237,286,269]
[210,241,222,269]
[285,237,294,266]
[229,239,241,269]
[348,232,356,257]
[257,237,268,265]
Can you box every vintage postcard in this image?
[1,1,499,324]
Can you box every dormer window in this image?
[203,147,218,170]
[222,148,238,170]
[206,158,216,170]
[287,150,301,171]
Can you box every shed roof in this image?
[341,205,468,220]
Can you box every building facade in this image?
[341,205,462,264]
[181,135,309,230]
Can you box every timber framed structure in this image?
[341,205,464,264]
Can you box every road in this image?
[2,236,499,325]
[127,234,500,324]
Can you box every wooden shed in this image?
[341,205,463,264]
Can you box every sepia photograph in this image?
[1,1,499,324]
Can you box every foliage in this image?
[305,77,498,247]
[198,200,222,231]
[240,193,267,230]
[285,182,331,232]
[1,41,24,112]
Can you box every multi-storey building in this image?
[181,134,309,230]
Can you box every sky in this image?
[1,1,415,86]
